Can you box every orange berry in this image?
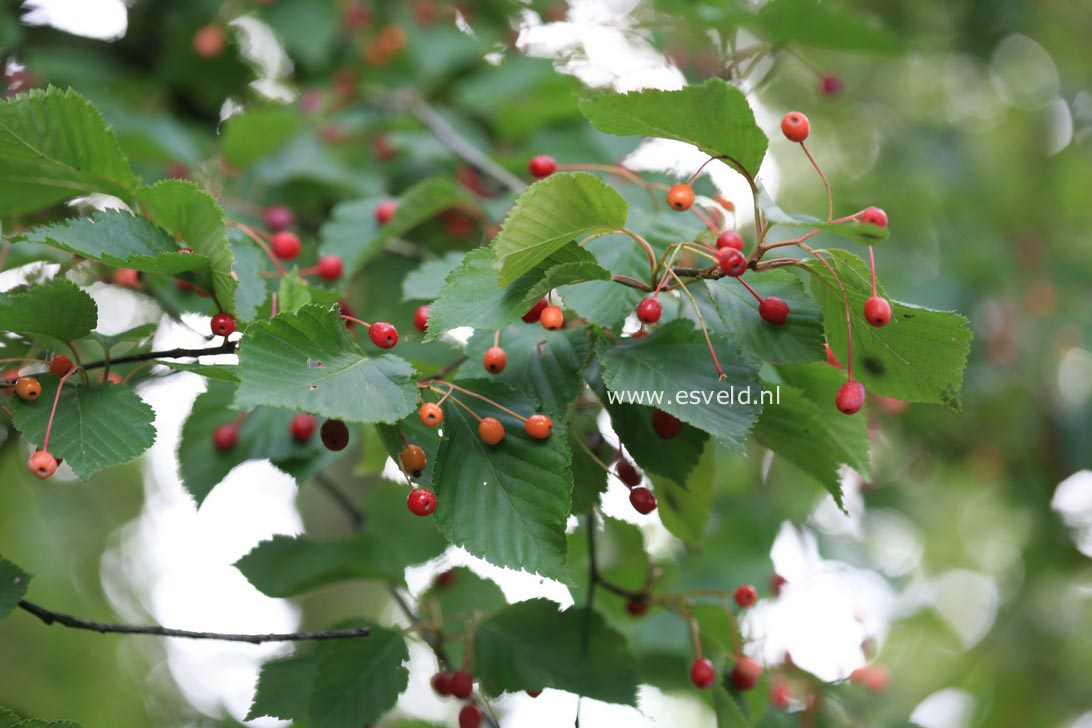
[15,376,41,401]
[781,111,810,143]
[483,346,507,374]
[524,414,552,439]
[540,305,564,330]
[419,402,443,427]
[28,450,58,479]
[400,444,427,475]
[478,417,505,445]
[667,183,695,211]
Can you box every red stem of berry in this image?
[43,368,77,451]
[340,315,373,328]
[868,245,878,297]
[800,142,833,222]
[685,156,719,187]
[736,277,765,304]
[691,206,721,234]
[801,244,855,380]
[666,268,726,379]
[429,381,528,423]
[230,222,287,276]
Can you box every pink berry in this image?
[317,254,343,281]
[375,200,398,225]
[636,297,662,324]
[271,231,301,260]
[819,74,844,97]
[716,231,745,251]
[368,322,398,349]
[836,381,865,415]
[414,305,430,332]
[730,656,762,691]
[263,205,295,231]
[528,155,556,178]
[690,658,715,689]
[213,423,239,452]
[864,296,892,327]
[860,206,888,228]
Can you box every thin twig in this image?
[314,473,365,530]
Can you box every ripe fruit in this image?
[321,419,350,451]
[860,206,888,228]
[849,664,889,693]
[528,155,556,178]
[270,231,301,260]
[625,597,649,617]
[615,459,642,487]
[836,381,866,415]
[522,298,548,323]
[290,413,316,443]
[400,444,427,476]
[526,689,542,698]
[771,573,788,596]
[414,305,430,333]
[49,354,73,378]
[690,658,715,689]
[407,487,437,516]
[734,584,758,608]
[717,248,747,277]
[478,417,505,445]
[458,704,483,728]
[375,200,398,224]
[449,669,474,699]
[769,679,791,709]
[819,74,844,97]
[28,450,58,479]
[759,297,790,326]
[263,205,294,231]
[781,111,810,143]
[524,414,552,439]
[113,268,141,289]
[192,24,226,58]
[419,402,444,427]
[483,346,507,374]
[652,409,681,439]
[730,656,763,691]
[540,305,564,330]
[213,423,239,452]
[667,183,695,211]
[636,297,662,324]
[629,486,657,514]
[431,671,453,697]
[716,231,745,251]
[211,312,236,337]
[864,296,892,327]
[368,322,398,349]
[15,376,41,401]
[317,254,343,281]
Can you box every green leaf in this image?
[0,556,30,620]
[247,653,318,722]
[655,446,714,544]
[158,361,239,383]
[401,252,465,302]
[432,381,572,580]
[713,684,755,727]
[755,0,900,54]
[379,177,474,245]
[10,379,156,479]
[595,321,763,451]
[89,322,158,355]
[277,269,313,313]
[419,567,508,668]
[0,87,139,215]
[309,625,409,728]
[221,106,302,168]
[234,304,419,424]
[780,363,870,473]
[491,172,628,286]
[804,249,971,409]
[558,234,647,329]
[230,231,273,322]
[0,279,97,342]
[758,183,888,245]
[579,79,768,177]
[473,599,639,704]
[568,413,609,513]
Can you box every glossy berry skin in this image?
[781,111,810,143]
[414,305,430,332]
[400,444,427,476]
[629,486,658,514]
[449,669,474,699]
[836,381,866,415]
[616,459,642,487]
[28,450,59,479]
[667,183,695,211]
[213,424,239,452]
[636,297,662,324]
[15,377,41,401]
[320,419,350,451]
[317,254,343,281]
[524,414,553,439]
[368,322,398,349]
[759,297,790,326]
[50,354,74,378]
[625,597,649,617]
[407,487,437,516]
[458,704,483,728]
[430,671,453,697]
[263,205,295,231]
[864,296,892,327]
[718,248,747,277]
[652,409,682,439]
[483,346,507,374]
[375,200,398,225]
[528,155,556,178]
[290,413,316,443]
[716,231,745,251]
[270,231,301,260]
[478,416,505,445]
[734,584,758,608]
[522,298,548,323]
[540,305,564,330]
[730,656,763,691]
[690,658,716,689]
[419,402,444,427]
[860,206,888,228]
[211,312,237,337]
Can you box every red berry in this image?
[734,584,758,608]
[414,305,430,332]
[113,268,141,289]
[636,297,662,324]
[434,569,456,588]
[478,416,506,445]
[690,658,715,689]
[407,487,437,516]
[419,402,443,427]
[483,346,507,374]
[28,450,58,479]
[781,112,810,143]
[771,573,788,596]
[730,656,763,691]
[271,231,301,260]
[522,298,548,323]
[759,297,790,325]
[718,248,747,277]
[178,247,193,254]
[528,155,556,178]
[526,689,542,698]
[400,444,427,476]
[652,409,681,439]
[539,305,563,330]
[317,254,343,281]
[716,231,745,251]
[368,322,398,349]
[458,704,483,728]
[375,200,398,224]
[836,381,865,415]
[615,459,642,487]
[211,312,236,337]
[849,664,889,693]
[629,486,657,514]
[49,354,74,378]
[213,423,239,452]
[321,419,350,451]
[290,413,316,443]
[819,74,844,97]
[449,669,474,699]
[667,183,695,211]
[864,296,892,327]
[769,679,791,709]
[15,376,41,401]
[192,24,226,58]
[860,206,888,228]
[431,671,453,697]
[625,597,649,617]
[524,414,552,439]
[263,205,295,231]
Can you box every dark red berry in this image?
[819,74,844,97]
[522,298,548,323]
[716,231,745,251]
[734,584,758,608]
[271,231,301,260]
[864,296,892,327]
[759,297,790,325]
[781,112,810,143]
[730,656,762,691]
[375,200,398,224]
[211,312,236,337]
[414,305,430,332]
[321,419,350,451]
[636,297,662,324]
[615,459,642,487]
[528,155,556,178]
[625,597,649,617]
[449,669,474,699]
[263,205,295,231]
[860,206,888,228]
[651,409,681,439]
[407,487,437,516]
[718,248,747,277]
[49,354,74,378]
[836,381,865,415]
[291,413,316,443]
[629,486,657,514]
[368,322,398,349]
[458,704,483,728]
[213,423,239,452]
[317,254,343,281]
[690,658,715,689]
[431,671,453,697]
[525,689,542,698]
